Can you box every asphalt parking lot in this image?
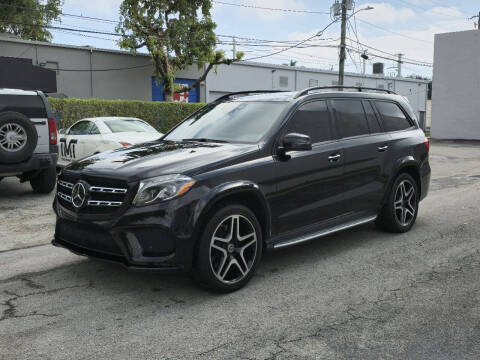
[1,140,480,359]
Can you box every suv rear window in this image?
[375,101,413,132]
[331,99,369,138]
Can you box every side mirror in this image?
[59,128,66,135]
[281,133,312,152]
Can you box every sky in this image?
[50,0,479,79]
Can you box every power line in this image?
[55,64,152,72]
[345,37,432,65]
[242,16,342,61]
[355,19,433,44]
[61,12,119,24]
[0,20,121,37]
[212,0,330,15]
[0,15,433,69]
[346,46,432,67]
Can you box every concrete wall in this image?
[432,30,480,140]
[0,36,204,101]
[207,62,428,121]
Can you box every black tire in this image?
[376,173,419,233]
[192,204,263,293]
[30,166,57,194]
[0,111,38,164]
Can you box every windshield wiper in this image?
[182,138,229,143]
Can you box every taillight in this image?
[119,142,132,147]
[424,137,429,152]
[48,118,57,145]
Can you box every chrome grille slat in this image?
[89,186,127,194]
[57,191,72,202]
[58,180,73,189]
[88,200,122,207]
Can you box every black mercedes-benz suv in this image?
[53,86,430,292]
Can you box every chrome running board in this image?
[273,215,377,249]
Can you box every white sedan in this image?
[57,117,163,167]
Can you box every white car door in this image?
[59,120,102,164]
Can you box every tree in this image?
[282,60,297,67]
[117,0,243,101]
[0,0,63,41]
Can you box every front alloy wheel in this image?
[193,204,262,292]
[210,215,258,284]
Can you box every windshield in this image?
[164,101,287,143]
[105,119,155,133]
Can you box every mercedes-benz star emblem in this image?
[71,182,87,209]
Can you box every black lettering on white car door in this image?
[60,138,78,158]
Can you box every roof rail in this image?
[214,90,287,102]
[295,86,396,98]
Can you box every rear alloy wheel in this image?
[394,180,417,227]
[193,204,262,292]
[376,173,419,233]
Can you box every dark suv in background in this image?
[53,86,430,292]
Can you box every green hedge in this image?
[47,98,205,133]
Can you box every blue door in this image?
[152,77,199,102]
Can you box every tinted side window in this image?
[363,101,382,133]
[69,121,91,135]
[284,100,331,143]
[332,99,369,138]
[375,101,412,132]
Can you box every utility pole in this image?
[338,0,347,86]
[396,53,403,78]
[232,36,236,58]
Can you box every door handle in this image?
[377,145,389,152]
[328,153,341,162]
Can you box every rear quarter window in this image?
[375,101,413,132]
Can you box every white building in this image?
[0,34,428,125]
[432,29,480,140]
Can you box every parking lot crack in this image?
[0,282,91,322]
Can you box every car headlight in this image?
[133,174,196,207]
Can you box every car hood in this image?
[65,140,259,182]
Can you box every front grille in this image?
[57,173,131,215]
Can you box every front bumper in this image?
[0,153,57,176]
[52,190,202,271]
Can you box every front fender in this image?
[193,180,271,238]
